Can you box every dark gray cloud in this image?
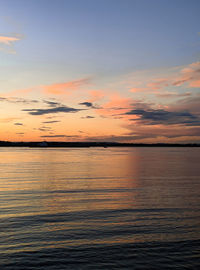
[43,100,61,107]
[126,109,200,126]
[79,101,100,109]
[42,120,61,124]
[86,126,200,142]
[14,122,23,125]
[16,132,24,135]
[23,106,82,115]
[39,128,52,132]
[40,135,78,138]
[79,102,93,107]
[171,94,200,116]
[84,134,149,142]
[156,92,192,99]
[81,116,95,119]
[126,126,200,140]
[129,101,154,112]
[45,116,61,119]
[38,126,53,132]
[0,97,38,104]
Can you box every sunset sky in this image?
[0,0,200,143]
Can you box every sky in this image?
[0,0,200,143]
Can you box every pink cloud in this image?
[96,93,132,118]
[173,61,200,87]
[129,87,148,93]
[3,88,33,97]
[189,80,200,87]
[146,78,169,90]
[42,78,91,95]
[0,36,20,45]
[87,90,105,102]
[0,34,22,54]
[129,62,200,94]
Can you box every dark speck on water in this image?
[0,147,199,269]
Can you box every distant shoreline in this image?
[0,141,199,147]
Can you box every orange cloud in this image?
[129,62,200,94]
[173,61,200,87]
[0,117,20,123]
[87,90,105,102]
[2,88,33,97]
[129,87,148,93]
[146,78,169,90]
[189,80,200,87]
[0,36,20,45]
[0,34,22,54]
[96,93,132,118]
[42,78,91,95]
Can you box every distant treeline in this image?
[0,141,199,147]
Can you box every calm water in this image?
[0,147,199,269]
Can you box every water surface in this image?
[0,147,199,269]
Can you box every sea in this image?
[0,147,199,269]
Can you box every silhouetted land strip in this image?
[0,141,199,147]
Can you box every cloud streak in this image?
[81,116,95,119]
[23,106,82,115]
[14,123,23,126]
[128,61,200,94]
[42,120,61,124]
[0,96,38,104]
[40,135,78,138]
[79,102,94,107]
[0,34,22,54]
[0,36,20,45]
[42,78,91,95]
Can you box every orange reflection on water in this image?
[0,148,140,217]
[39,148,140,214]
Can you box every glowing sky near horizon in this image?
[0,0,200,143]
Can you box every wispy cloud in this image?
[87,90,105,102]
[0,34,22,54]
[2,88,33,97]
[0,36,20,45]
[79,101,98,109]
[123,124,200,143]
[173,62,200,88]
[42,120,60,124]
[81,116,95,119]
[0,117,20,123]
[40,135,78,138]
[23,105,82,115]
[146,78,169,90]
[14,122,23,126]
[42,78,91,95]
[155,92,192,99]
[38,126,53,132]
[129,87,148,93]
[43,100,62,107]
[170,93,200,115]
[96,93,132,118]
[0,96,38,104]
[79,102,93,107]
[128,61,200,94]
